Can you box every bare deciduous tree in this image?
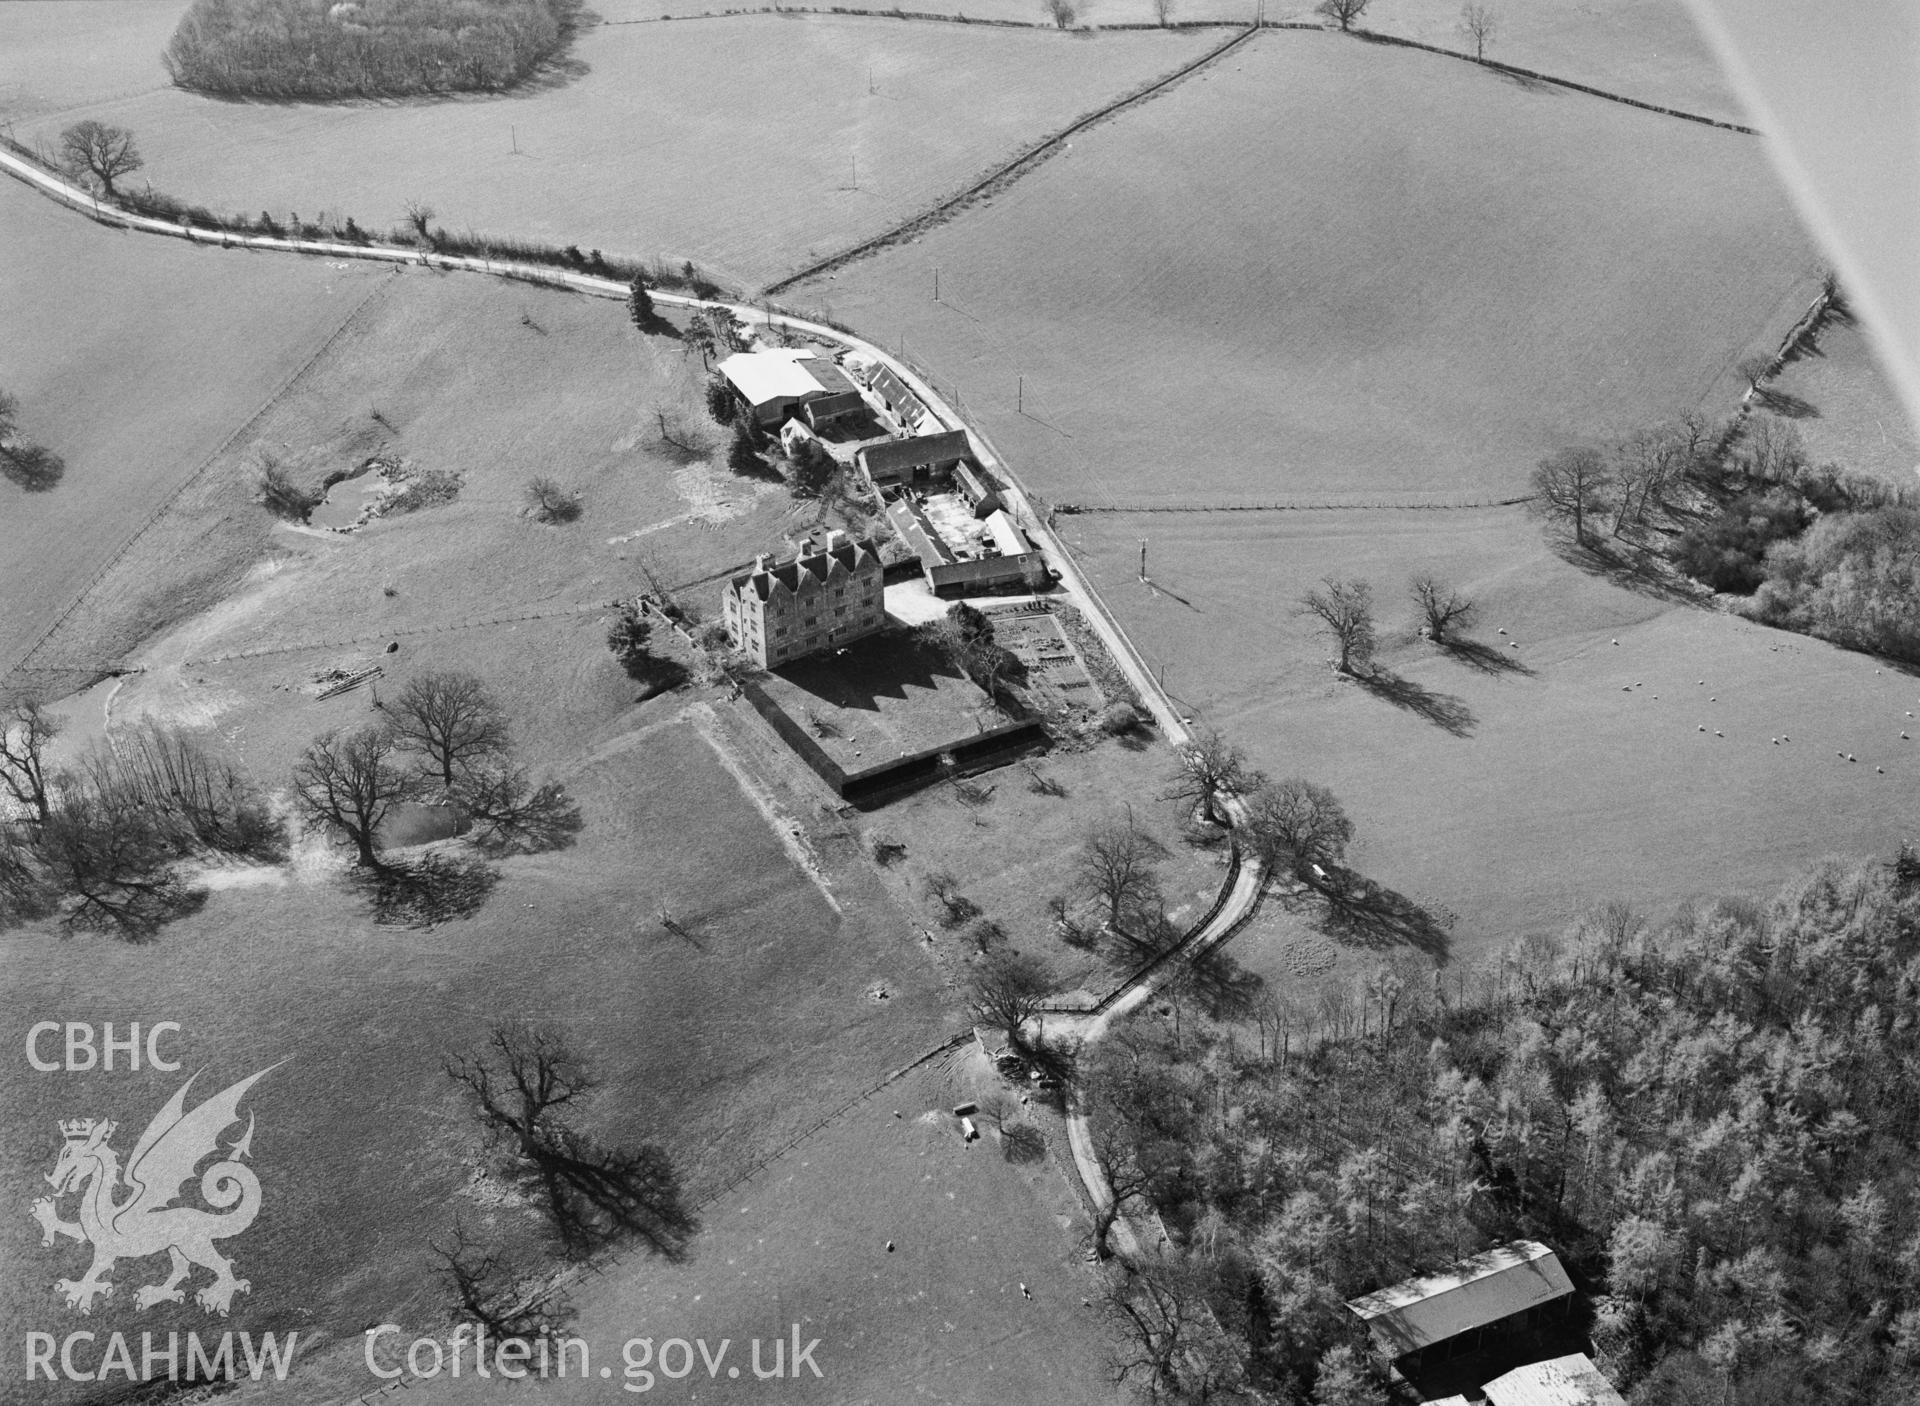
[1457,1,1496,58]
[1530,447,1612,548]
[1245,777,1353,883]
[0,821,56,928]
[387,671,511,790]
[292,725,420,868]
[1161,726,1251,827]
[526,477,583,524]
[1301,577,1376,675]
[1316,0,1370,30]
[446,1019,697,1259]
[1102,1248,1238,1398]
[1611,426,1686,533]
[1152,0,1173,23]
[1736,353,1775,397]
[1075,814,1167,932]
[35,778,205,939]
[0,694,60,824]
[432,1220,574,1347]
[1045,0,1076,26]
[1410,575,1476,644]
[59,120,143,198]
[403,200,436,242]
[967,950,1054,1047]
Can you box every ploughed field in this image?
[0,12,1216,290]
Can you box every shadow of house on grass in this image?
[743,630,1048,808]
[776,631,958,715]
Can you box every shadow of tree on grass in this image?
[1294,872,1451,960]
[1437,637,1537,678]
[358,852,499,928]
[2,446,65,492]
[1355,667,1476,737]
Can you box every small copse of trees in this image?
[291,671,581,881]
[2,700,281,939]
[163,0,578,99]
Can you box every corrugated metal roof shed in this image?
[718,348,843,409]
[1345,1241,1573,1357]
[1483,1355,1626,1406]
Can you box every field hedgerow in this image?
[163,0,578,100]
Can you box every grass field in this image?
[790,32,1816,509]
[587,0,1744,127]
[1,224,1147,1400]
[239,1045,1117,1405]
[1064,505,1920,956]
[3,16,1217,290]
[5,247,807,698]
[1,710,955,1397]
[872,733,1227,993]
[0,0,179,121]
[763,28,1888,963]
[1763,314,1920,488]
[0,177,387,688]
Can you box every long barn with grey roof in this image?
[1345,1241,1575,1378]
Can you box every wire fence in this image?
[2,274,399,689]
[1054,494,1536,514]
[181,601,619,668]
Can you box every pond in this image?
[307,461,392,531]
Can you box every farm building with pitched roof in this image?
[717,347,865,429]
[1483,1354,1626,1406]
[1345,1241,1575,1377]
[857,428,974,487]
[721,530,886,668]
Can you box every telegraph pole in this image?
[1140,539,1148,580]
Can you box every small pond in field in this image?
[308,465,388,530]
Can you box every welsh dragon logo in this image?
[30,1066,276,1317]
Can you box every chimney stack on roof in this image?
[754,553,769,573]
[825,528,847,551]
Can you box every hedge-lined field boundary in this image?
[762,22,1260,294]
